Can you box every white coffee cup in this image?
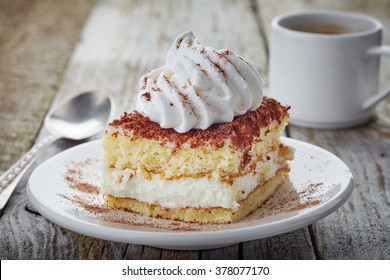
[269,10,390,129]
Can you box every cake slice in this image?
[101,31,294,223]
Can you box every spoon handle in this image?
[0,134,60,213]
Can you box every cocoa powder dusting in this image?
[176,37,184,49]
[211,50,227,79]
[109,96,288,151]
[71,182,99,195]
[252,180,324,221]
[61,158,108,214]
[59,194,110,214]
[64,160,100,195]
[142,92,151,101]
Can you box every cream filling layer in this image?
[101,152,281,210]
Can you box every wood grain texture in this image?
[2,0,389,260]
[256,0,390,259]
[201,245,240,260]
[0,0,96,172]
[288,125,390,259]
[242,229,316,260]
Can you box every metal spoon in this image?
[0,91,114,213]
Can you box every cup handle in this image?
[363,46,390,110]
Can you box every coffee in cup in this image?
[269,10,390,128]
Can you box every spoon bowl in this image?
[45,91,113,140]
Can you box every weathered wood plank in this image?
[242,229,316,260]
[256,0,390,259]
[201,245,240,260]
[288,125,390,259]
[161,249,199,260]
[0,0,96,172]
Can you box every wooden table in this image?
[1,0,389,260]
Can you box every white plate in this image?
[27,138,353,250]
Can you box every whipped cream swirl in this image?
[135,31,263,133]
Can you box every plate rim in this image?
[27,137,354,249]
